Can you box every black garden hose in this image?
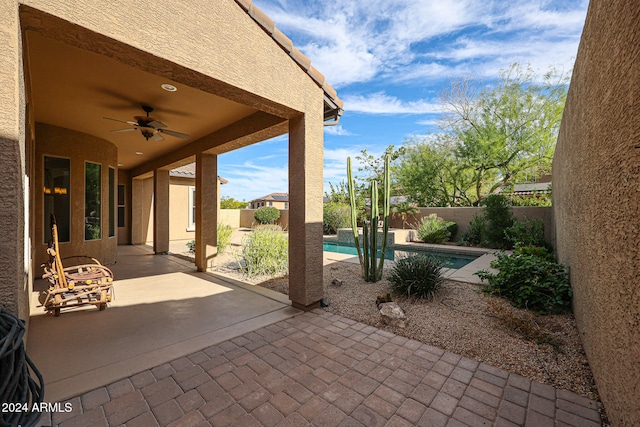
[0,307,44,427]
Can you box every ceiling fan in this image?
[104,105,189,142]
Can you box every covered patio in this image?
[27,245,300,403]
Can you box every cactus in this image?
[347,154,391,282]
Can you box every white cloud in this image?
[342,92,440,115]
[324,125,354,136]
[253,0,587,87]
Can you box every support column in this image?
[288,113,324,310]
[153,169,170,254]
[130,178,145,244]
[195,153,218,271]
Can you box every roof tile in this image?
[272,28,293,53]
[290,46,311,71]
[235,0,252,12]
[232,0,342,109]
[307,66,326,87]
[248,4,275,35]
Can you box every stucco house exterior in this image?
[249,192,289,209]
[0,0,343,325]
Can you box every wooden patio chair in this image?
[41,214,114,316]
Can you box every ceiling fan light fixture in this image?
[161,83,177,92]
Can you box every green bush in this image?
[476,252,572,314]
[461,214,484,246]
[254,207,281,224]
[323,203,351,234]
[387,254,445,299]
[481,194,514,249]
[185,223,234,255]
[240,225,288,277]
[415,214,455,244]
[217,223,233,254]
[504,217,546,249]
[513,245,555,262]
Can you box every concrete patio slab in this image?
[27,245,300,403]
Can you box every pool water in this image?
[322,241,479,269]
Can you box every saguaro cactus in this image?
[347,154,391,282]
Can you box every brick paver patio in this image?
[48,310,602,426]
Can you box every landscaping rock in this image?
[331,278,344,286]
[379,302,407,328]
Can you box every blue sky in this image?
[218,0,589,202]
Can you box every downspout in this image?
[323,94,344,127]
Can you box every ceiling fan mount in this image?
[104,105,189,142]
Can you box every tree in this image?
[396,63,568,206]
[220,196,248,209]
[391,202,419,229]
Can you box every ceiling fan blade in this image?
[151,133,165,142]
[148,120,167,129]
[103,117,138,126]
[159,129,189,139]
[110,128,137,133]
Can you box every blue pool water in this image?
[322,241,479,269]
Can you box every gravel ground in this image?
[209,249,601,405]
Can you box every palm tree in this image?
[391,202,420,229]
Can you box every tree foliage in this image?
[396,63,568,206]
[220,196,248,209]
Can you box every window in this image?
[269,201,273,207]
[109,168,115,237]
[188,186,196,230]
[117,185,126,227]
[85,162,101,240]
[44,156,70,243]
[284,202,288,209]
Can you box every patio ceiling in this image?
[25,31,262,170]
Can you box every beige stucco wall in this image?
[19,0,322,116]
[553,2,640,425]
[388,207,553,244]
[34,123,118,272]
[0,0,29,319]
[240,209,290,229]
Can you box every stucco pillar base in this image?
[291,300,321,311]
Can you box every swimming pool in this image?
[322,241,480,269]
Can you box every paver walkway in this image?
[48,310,602,427]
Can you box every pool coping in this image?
[323,237,499,285]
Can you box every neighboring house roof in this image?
[169,163,228,184]
[498,182,551,195]
[250,192,289,203]
[232,0,343,123]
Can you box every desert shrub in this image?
[481,194,514,249]
[476,252,572,314]
[241,225,288,277]
[323,203,351,234]
[445,221,458,239]
[513,245,555,262]
[460,214,484,246]
[217,223,233,254]
[186,223,234,255]
[462,195,514,248]
[415,214,455,244]
[505,217,546,249]
[387,254,445,299]
[254,207,281,225]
